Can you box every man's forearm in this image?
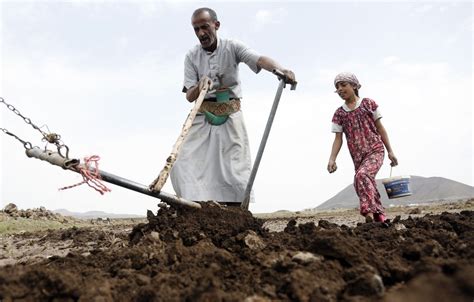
[256,56,296,84]
[257,56,284,72]
[185,86,200,102]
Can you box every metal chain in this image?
[0,97,70,157]
[1,127,33,150]
[0,97,49,137]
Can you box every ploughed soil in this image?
[1,202,474,301]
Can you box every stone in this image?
[394,223,407,231]
[243,231,266,251]
[292,251,324,264]
[345,272,385,297]
[3,203,18,214]
[244,295,271,302]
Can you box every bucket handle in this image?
[390,166,393,178]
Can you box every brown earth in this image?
[0,202,473,301]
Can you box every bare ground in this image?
[0,200,473,301]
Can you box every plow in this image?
[1,69,295,210]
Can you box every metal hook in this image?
[57,144,70,159]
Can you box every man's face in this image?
[191,12,220,50]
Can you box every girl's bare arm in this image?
[375,119,398,166]
[328,132,343,173]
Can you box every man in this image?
[170,7,296,206]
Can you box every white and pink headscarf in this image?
[334,72,361,89]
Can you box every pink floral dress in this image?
[332,98,385,215]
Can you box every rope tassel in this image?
[59,155,111,195]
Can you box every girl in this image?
[327,72,398,223]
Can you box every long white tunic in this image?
[170,38,261,203]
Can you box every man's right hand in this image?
[186,76,213,102]
[198,76,213,92]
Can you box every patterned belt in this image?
[199,99,241,116]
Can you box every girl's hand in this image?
[327,160,337,173]
[388,152,398,166]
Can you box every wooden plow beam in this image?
[150,79,210,192]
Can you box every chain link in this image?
[1,127,33,149]
[0,97,70,157]
[1,97,48,137]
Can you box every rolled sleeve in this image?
[331,123,343,133]
[372,108,382,121]
[183,53,198,92]
[232,40,261,74]
[365,98,382,121]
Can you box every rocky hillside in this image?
[1,203,77,223]
[316,176,474,210]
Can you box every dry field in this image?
[0,200,473,301]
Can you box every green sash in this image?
[204,88,230,126]
[204,111,229,125]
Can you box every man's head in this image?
[191,8,220,51]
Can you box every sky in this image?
[1,0,472,215]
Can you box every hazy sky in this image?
[1,0,472,215]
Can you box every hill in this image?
[316,176,474,210]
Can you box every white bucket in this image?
[383,175,412,199]
[382,166,412,199]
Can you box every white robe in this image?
[173,37,261,203]
[170,111,252,203]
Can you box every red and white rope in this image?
[59,155,111,195]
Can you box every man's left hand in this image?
[282,69,296,84]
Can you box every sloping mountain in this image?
[54,209,144,219]
[317,176,474,210]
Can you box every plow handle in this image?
[272,69,297,90]
[241,70,297,210]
